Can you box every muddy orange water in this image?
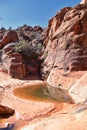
[0,119,6,124]
[13,84,58,103]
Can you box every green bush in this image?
[15,40,43,59]
[29,31,36,40]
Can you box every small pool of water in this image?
[0,118,6,124]
[14,85,57,102]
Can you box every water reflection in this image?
[14,85,56,102]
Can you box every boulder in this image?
[0,30,18,49]
[33,26,43,32]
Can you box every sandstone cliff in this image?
[42,4,87,102]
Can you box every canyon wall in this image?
[42,4,87,102]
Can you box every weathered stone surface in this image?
[8,53,26,79]
[69,73,87,103]
[43,5,87,84]
[0,30,18,49]
[33,26,43,32]
[21,104,87,130]
[80,0,87,4]
[1,43,18,72]
[42,4,87,99]
[0,105,14,118]
[2,43,26,79]
[42,7,71,46]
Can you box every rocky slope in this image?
[0,25,44,79]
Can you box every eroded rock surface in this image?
[1,43,26,79]
[80,0,87,4]
[42,4,87,101]
[21,103,87,130]
[0,105,14,118]
[0,31,18,49]
[69,72,87,103]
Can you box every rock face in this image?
[0,31,18,49]
[2,43,26,79]
[69,73,87,103]
[8,53,26,79]
[42,4,87,101]
[80,0,87,4]
[0,105,14,118]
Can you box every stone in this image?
[8,53,26,79]
[0,30,18,49]
[69,73,87,103]
[2,44,26,79]
[80,0,87,4]
[33,26,43,32]
[41,4,87,102]
[41,4,87,101]
[0,105,14,118]
[21,104,87,130]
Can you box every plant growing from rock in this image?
[15,40,43,60]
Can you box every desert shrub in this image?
[15,40,43,59]
[34,42,43,55]
[29,31,36,40]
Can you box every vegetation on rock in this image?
[14,39,43,59]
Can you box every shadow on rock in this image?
[0,124,14,130]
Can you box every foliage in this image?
[29,31,37,40]
[14,40,43,59]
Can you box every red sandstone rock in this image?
[2,45,26,79]
[69,72,87,103]
[80,0,87,4]
[8,53,26,79]
[33,26,43,32]
[42,4,87,83]
[41,4,87,101]
[0,105,14,118]
[0,30,18,49]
